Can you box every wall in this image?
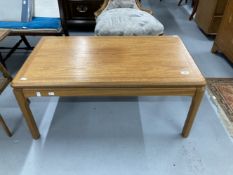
[34,0,60,17]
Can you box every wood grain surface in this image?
[0,29,10,41]
[12,36,205,88]
[11,36,206,139]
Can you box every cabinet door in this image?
[215,0,233,62]
[67,0,103,20]
[215,0,228,15]
[195,0,228,34]
[195,0,217,33]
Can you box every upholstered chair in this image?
[94,0,164,36]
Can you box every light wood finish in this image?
[0,63,12,93]
[12,36,206,139]
[12,36,205,88]
[195,0,228,35]
[0,30,10,41]
[1,27,62,38]
[9,29,63,36]
[13,89,40,139]
[212,0,233,63]
[95,0,151,17]
[94,0,109,16]
[182,87,205,137]
[0,30,10,67]
[22,87,197,97]
[0,63,12,137]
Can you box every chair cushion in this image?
[95,8,164,36]
[0,0,33,22]
[0,17,61,30]
[107,0,138,10]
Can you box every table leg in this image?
[0,115,12,137]
[14,89,40,139]
[0,52,6,68]
[211,42,218,53]
[178,0,183,6]
[182,87,205,137]
[189,0,199,20]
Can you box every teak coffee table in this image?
[12,36,206,140]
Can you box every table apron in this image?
[20,87,200,97]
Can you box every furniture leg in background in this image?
[0,63,13,137]
[0,52,6,68]
[178,0,199,20]
[0,30,10,67]
[189,0,199,20]
[178,0,188,6]
[0,115,12,137]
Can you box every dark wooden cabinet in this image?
[212,0,233,63]
[58,0,104,35]
[195,0,228,35]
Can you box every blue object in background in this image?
[0,17,61,29]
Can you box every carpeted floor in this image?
[207,78,233,136]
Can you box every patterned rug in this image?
[207,78,233,137]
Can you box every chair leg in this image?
[0,62,12,80]
[178,0,189,6]
[0,52,6,68]
[189,0,199,20]
[0,115,12,137]
[192,0,195,7]
[178,0,183,6]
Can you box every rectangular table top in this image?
[0,29,10,41]
[12,36,206,88]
